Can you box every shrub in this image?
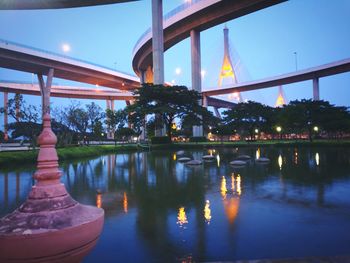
[151,136,171,144]
[189,136,207,142]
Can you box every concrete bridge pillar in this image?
[152,0,166,137]
[213,107,222,119]
[191,29,203,137]
[106,99,115,139]
[0,68,104,262]
[313,78,320,100]
[15,93,20,122]
[3,92,8,141]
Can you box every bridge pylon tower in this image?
[275,85,287,107]
[218,25,242,102]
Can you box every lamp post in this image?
[276,126,282,140]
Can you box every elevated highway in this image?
[0,0,138,10]
[132,0,286,76]
[202,58,350,97]
[0,39,140,91]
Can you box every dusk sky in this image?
[0,0,350,127]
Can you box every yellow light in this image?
[172,123,177,129]
[231,174,235,192]
[255,129,259,134]
[216,154,220,167]
[278,154,283,170]
[123,192,128,213]
[96,193,102,208]
[236,175,241,196]
[224,198,240,224]
[313,126,319,132]
[204,200,212,224]
[256,148,260,160]
[177,207,188,226]
[315,153,320,166]
[220,176,227,199]
[173,153,177,161]
[276,126,282,133]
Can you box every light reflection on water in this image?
[1,147,350,262]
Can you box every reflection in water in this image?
[177,207,188,227]
[216,154,220,167]
[123,192,128,213]
[204,200,212,224]
[208,149,216,156]
[278,154,283,170]
[315,153,320,166]
[294,149,298,165]
[96,193,102,208]
[231,174,235,192]
[221,176,227,199]
[256,148,261,160]
[224,198,240,224]
[236,175,241,196]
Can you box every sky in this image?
[0,0,350,128]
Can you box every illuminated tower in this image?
[218,25,242,102]
[275,85,287,107]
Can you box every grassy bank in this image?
[1,140,349,167]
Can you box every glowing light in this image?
[236,175,241,196]
[216,154,220,167]
[294,149,298,165]
[173,153,177,161]
[220,176,227,199]
[95,84,99,87]
[278,154,283,170]
[255,129,259,134]
[224,198,240,224]
[96,193,102,208]
[123,192,128,213]
[313,126,319,132]
[172,123,177,130]
[201,70,206,78]
[231,174,235,192]
[62,43,71,52]
[175,67,181,75]
[276,126,282,133]
[256,148,261,160]
[315,153,320,166]
[204,200,212,224]
[177,207,188,226]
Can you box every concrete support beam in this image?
[313,78,320,100]
[203,95,208,107]
[106,100,115,140]
[37,68,54,116]
[151,0,164,85]
[152,0,165,137]
[190,29,203,137]
[3,92,8,141]
[213,107,221,119]
[15,93,20,122]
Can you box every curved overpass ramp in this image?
[0,0,138,10]
[132,0,286,76]
[0,39,140,91]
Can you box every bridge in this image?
[0,39,140,91]
[0,0,138,10]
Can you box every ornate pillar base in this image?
[0,114,104,262]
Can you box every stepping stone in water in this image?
[178,157,191,162]
[230,160,247,166]
[186,160,202,165]
[202,155,215,160]
[256,157,270,163]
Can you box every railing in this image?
[132,0,204,56]
[0,38,136,78]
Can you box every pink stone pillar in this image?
[0,69,104,262]
[3,92,8,141]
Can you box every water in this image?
[1,147,350,262]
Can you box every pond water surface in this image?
[1,146,350,262]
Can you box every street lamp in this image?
[313,126,319,132]
[276,126,282,139]
[254,129,259,134]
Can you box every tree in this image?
[127,84,211,140]
[223,101,272,140]
[86,102,104,134]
